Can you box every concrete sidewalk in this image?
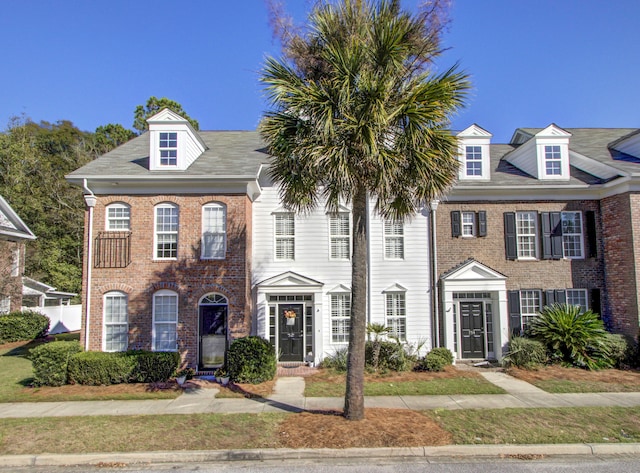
[1,371,640,418]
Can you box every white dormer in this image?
[147,109,207,171]
[506,124,571,180]
[456,124,492,180]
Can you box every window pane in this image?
[516,212,537,258]
[154,294,177,322]
[562,212,583,258]
[386,293,406,341]
[107,205,130,230]
[331,294,351,343]
[384,222,404,259]
[104,293,128,352]
[330,213,350,260]
[202,205,226,259]
[275,214,295,260]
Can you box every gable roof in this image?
[0,195,36,242]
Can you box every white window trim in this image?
[330,292,351,344]
[152,289,178,352]
[544,145,562,176]
[520,290,541,330]
[516,211,538,260]
[566,288,588,312]
[385,292,407,341]
[461,211,475,237]
[465,145,483,177]
[201,203,227,260]
[561,211,584,259]
[154,203,179,260]
[159,132,178,167]
[329,212,350,260]
[105,202,131,231]
[103,291,128,352]
[274,213,295,261]
[383,221,404,260]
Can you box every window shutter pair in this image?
[544,289,566,305]
[450,211,487,237]
[541,212,563,259]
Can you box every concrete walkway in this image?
[1,371,640,418]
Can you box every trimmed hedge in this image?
[0,310,50,343]
[414,348,454,372]
[30,341,83,387]
[227,336,277,384]
[67,352,136,385]
[129,350,181,383]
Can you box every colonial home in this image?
[67,111,640,368]
[0,195,36,313]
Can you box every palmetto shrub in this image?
[527,303,610,370]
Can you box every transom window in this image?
[566,289,588,312]
[159,132,177,166]
[544,145,562,176]
[462,212,475,237]
[561,211,583,258]
[516,212,537,258]
[385,293,406,341]
[202,203,226,259]
[520,290,541,330]
[275,213,295,260]
[384,221,404,259]
[155,203,179,259]
[104,292,128,352]
[329,213,350,260]
[106,203,130,230]
[153,290,178,352]
[330,293,351,343]
[465,146,482,176]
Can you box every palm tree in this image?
[367,322,390,372]
[260,0,469,420]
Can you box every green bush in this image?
[528,303,609,370]
[365,341,411,372]
[227,336,277,384]
[592,333,628,369]
[429,347,454,365]
[30,341,82,386]
[129,351,181,383]
[0,310,50,343]
[502,336,548,369]
[322,347,349,371]
[67,352,136,385]
[414,348,454,372]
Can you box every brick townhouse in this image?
[68,111,640,367]
[0,195,36,313]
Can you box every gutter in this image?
[82,180,97,351]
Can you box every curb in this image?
[1,443,639,467]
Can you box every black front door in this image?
[199,305,227,368]
[279,304,304,362]
[460,302,485,359]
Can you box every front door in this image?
[278,304,304,362]
[199,305,227,368]
[460,301,485,359]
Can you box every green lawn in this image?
[531,379,640,393]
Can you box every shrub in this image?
[30,341,82,386]
[322,347,348,371]
[592,333,628,369]
[0,310,50,343]
[227,336,277,384]
[365,340,411,372]
[129,351,181,383]
[67,352,136,385]
[528,303,609,370]
[502,336,548,369]
[414,348,454,372]
[429,347,454,365]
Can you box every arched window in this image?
[202,203,226,259]
[104,291,128,351]
[154,203,179,259]
[105,202,130,231]
[153,289,178,351]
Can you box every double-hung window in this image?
[544,145,562,176]
[516,212,537,258]
[330,293,351,343]
[384,221,404,259]
[104,292,128,352]
[275,213,295,260]
[462,212,475,237]
[465,146,482,176]
[329,213,350,260]
[153,290,178,351]
[159,132,177,166]
[155,203,179,259]
[202,203,226,259]
[106,203,130,230]
[385,293,406,341]
[520,290,541,331]
[566,289,588,312]
[561,211,583,258]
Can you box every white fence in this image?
[26,305,82,335]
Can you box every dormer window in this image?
[544,145,562,176]
[456,124,492,181]
[159,132,177,166]
[465,146,482,177]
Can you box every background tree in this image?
[133,96,200,133]
[261,0,469,420]
[89,123,137,156]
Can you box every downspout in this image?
[82,180,97,351]
[430,200,440,348]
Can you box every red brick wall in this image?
[81,194,252,367]
[602,192,640,337]
[436,200,604,294]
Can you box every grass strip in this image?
[530,380,640,393]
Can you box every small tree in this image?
[133,96,199,132]
[366,323,389,371]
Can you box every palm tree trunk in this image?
[344,184,368,420]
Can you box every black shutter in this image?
[585,210,597,258]
[477,211,487,237]
[504,212,517,260]
[555,289,566,304]
[508,290,522,337]
[451,211,461,237]
[590,288,602,316]
[541,212,563,259]
[544,290,556,306]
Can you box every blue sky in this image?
[1,0,638,143]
